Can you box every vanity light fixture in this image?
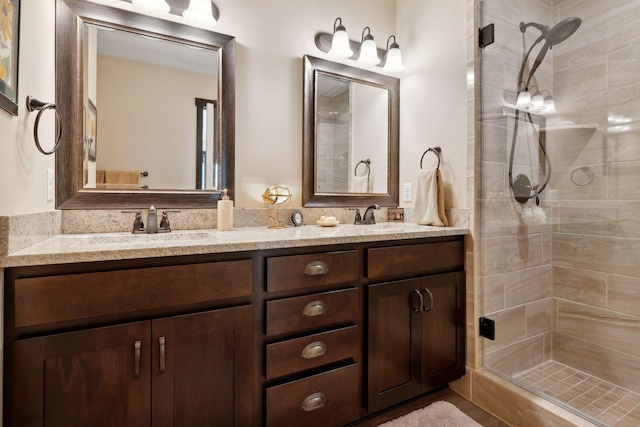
[328,17,354,59]
[382,35,405,73]
[357,27,380,66]
[132,0,170,16]
[183,0,217,29]
[316,18,405,73]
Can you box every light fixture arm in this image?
[386,35,399,50]
[361,26,373,43]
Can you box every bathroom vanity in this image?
[2,225,466,426]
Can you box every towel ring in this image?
[26,96,62,156]
[420,147,441,169]
[354,159,371,177]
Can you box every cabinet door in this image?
[421,271,466,390]
[367,278,423,413]
[151,305,253,427]
[10,322,151,427]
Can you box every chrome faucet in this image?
[362,204,380,224]
[350,204,380,225]
[146,205,158,233]
[122,205,179,234]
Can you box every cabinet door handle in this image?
[410,289,424,313]
[301,392,326,412]
[303,300,328,317]
[301,341,328,359]
[134,340,141,379]
[159,336,166,374]
[304,261,329,276]
[423,288,433,312]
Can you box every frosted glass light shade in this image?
[183,0,217,29]
[358,38,380,66]
[516,91,532,109]
[544,97,556,114]
[132,0,170,16]
[531,93,545,110]
[383,47,405,73]
[329,29,353,59]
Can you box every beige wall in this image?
[397,0,468,209]
[96,55,216,190]
[0,1,55,215]
[0,0,468,214]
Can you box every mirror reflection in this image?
[315,73,388,194]
[303,55,399,207]
[82,23,219,191]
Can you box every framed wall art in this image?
[0,0,20,115]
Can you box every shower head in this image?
[520,17,582,48]
[519,17,582,87]
[547,17,582,46]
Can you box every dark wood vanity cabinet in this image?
[366,241,466,413]
[4,235,465,426]
[4,259,254,427]
[263,250,362,427]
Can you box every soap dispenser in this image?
[217,189,233,231]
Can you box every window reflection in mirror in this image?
[82,23,219,191]
[315,73,389,194]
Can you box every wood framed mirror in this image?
[302,55,399,207]
[56,0,235,209]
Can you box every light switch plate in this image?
[403,183,412,202]
[47,169,54,202]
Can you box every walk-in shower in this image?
[480,1,640,426]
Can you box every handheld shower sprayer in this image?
[509,17,582,204]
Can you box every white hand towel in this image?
[414,168,448,227]
[351,176,369,193]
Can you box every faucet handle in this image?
[159,210,181,232]
[348,208,362,225]
[121,210,145,233]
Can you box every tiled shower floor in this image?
[514,361,640,427]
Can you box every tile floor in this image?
[515,361,640,427]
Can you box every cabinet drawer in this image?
[367,239,464,279]
[266,288,359,337]
[14,260,253,328]
[266,250,359,292]
[266,325,359,380]
[266,364,360,427]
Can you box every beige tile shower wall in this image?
[549,1,640,393]
[478,0,555,376]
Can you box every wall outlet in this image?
[47,169,54,202]
[403,183,412,202]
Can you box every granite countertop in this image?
[1,222,468,268]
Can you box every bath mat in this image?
[378,401,482,427]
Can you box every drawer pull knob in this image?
[301,392,326,412]
[304,261,329,276]
[134,340,141,379]
[303,300,328,317]
[301,341,328,359]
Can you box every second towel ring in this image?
[26,96,62,156]
[420,146,441,169]
[355,159,371,177]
